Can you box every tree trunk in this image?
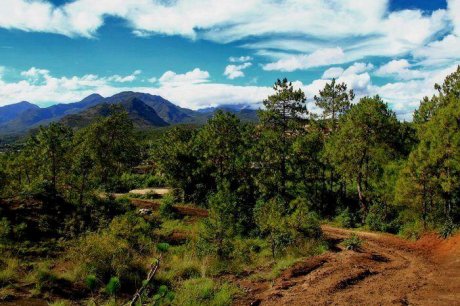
[357,174,367,218]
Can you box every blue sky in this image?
[0,0,459,119]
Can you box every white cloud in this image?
[448,0,460,36]
[263,47,346,72]
[314,62,460,119]
[0,66,271,109]
[375,60,426,80]
[224,62,252,79]
[229,56,252,63]
[413,35,460,66]
[147,77,157,83]
[323,62,374,79]
[322,67,344,79]
[0,0,453,67]
[158,68,210,86]
[107,70,141,83]
[1,64,459,121]
[21,67,50,79]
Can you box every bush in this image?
[173,278,237,306]
[118,173,166,192]
[288,198,322,239]
[334,208,357,228]
[440,219,457,239]
[365,204,400,233]
[159,193,178,220]
[69,232,143,284]
[85,274,98,291]
[343,234,362,251]
[105,277,121,296]
[152,285,175,306]
[254,197,293,259]
[156,242,170,253]
[108,212,153,252]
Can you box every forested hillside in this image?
[0,67,459,305]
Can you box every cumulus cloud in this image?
[413,35,460,66]
[224,62,252,79]
[158,68,210,86]
[307,62,459,119]
[323,63,373,79]
[263,47,346,72]
[375,60,426,80]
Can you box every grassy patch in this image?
[173,278,238,306]
[0,256,20,287]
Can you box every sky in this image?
[0,0,459,119]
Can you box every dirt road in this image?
[237,226,460,306]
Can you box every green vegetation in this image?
[343,234,363,251]
[0,68,459,304]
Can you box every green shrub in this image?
[118,173,166,192]
[440,219,457,239]
[85,274,98,291]
[105,277,121,296]
[145,175,165,188]
[152,285,175,306]
[399,220,424,240]
[173,278,237,306]
[157,242,170,253]
[108,212,153,252]
[365,204,400,233]
[159,193,178,220]
[288,198,322,239]
[343,234,362,251]
[334,208,354,228]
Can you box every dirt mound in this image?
[415,231,460,261]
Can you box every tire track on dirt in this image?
[235,226,460,306]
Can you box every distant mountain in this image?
[0,101,39,125]
[104,92,194,124]
[193,104,259,123]
[61,97,168,129]
[196,103,255,114]
[0,92,259,136]
[0,94,104,134]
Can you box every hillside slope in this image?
[61,97,169,129]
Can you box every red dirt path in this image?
[234,226,460,306]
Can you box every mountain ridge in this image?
[0,92,259,135]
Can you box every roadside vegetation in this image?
[0,67,459,304]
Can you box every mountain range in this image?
[0,92,259,136]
